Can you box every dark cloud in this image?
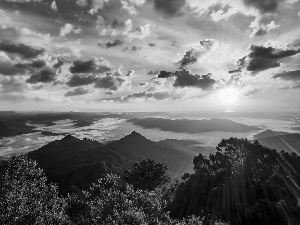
[157,70,173,78]
[64,87,89,97]
[70,59,96,73]
[94,74,125,90]
[238,44,300,73]
[26,67,56,84]
[15,60,46,70]
[243,0,285,14]
[70,59,111,74]
[111,19,125,29]
[153,0,186,18]
[173,69,216,90]
[131,46,142,51]
[98,65,112,73]
[99,39,124,48]
[273,70,300,81]
[67,74,97,87]
[105,91,114,95]
[0,61,26,76]
[228,68,242,74]
[148,42,156,47]
[177,48,199,68]
[200,39,217,49]
[123,46,142,52]
[139,82,146,86]
[126,70,135,77]
[0,40,45,59]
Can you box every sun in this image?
[218,87,239,105]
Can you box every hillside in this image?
[27,132,193,194]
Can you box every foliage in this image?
[0,156,69,225]
[123,159,170,191]
[169,138,300,225]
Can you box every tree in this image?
[123,159,170,191]
[169,138,300,225]
[0,156,69,225]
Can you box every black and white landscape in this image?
[1,0,300,224]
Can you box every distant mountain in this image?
[253,129,289,139]
[254,131,300,154]
[129,118,259,133]
[27,132,193,194]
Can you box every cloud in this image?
[0,59,26,76]
[26,67,56,84]
[173,69,216,90]
[99,39,124,48]
[153,0,186,18]
[123,21,151,41]
[148,42,156,47]
[50,1,58,11]
[273,70,300,80]
[0,40,45,59]
[243,0,285,14]
[250,18,280,37]
[238,42,300,73]
[121,0,138,15]
[64,87,89,96]
[148,71,159,75]
[94,74,125,90]
[157,70,173,78]
[59,23,81,37]
[126,70,135,77]
[0,77,27,93]
[123,46,142,52]
[70,58,111,74]
[67,74,97,87]
[177,39,218,68]
[177,48,200,68]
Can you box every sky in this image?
[0,0,300,112]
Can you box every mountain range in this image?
[27,131,193,194]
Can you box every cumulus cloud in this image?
[26,67,56,84]
[273,70,300,80]
[238,42,300,73]
[177,48,200,68]
[99,39,124,48]
[250,17,280,37]
[121,0,138,15]
[152,0,186,18]
[157,70,173,78]
[0,77,27,93]
[70,58,111,74]
[173,69,216,90]
[64,87,89,96]
[67,74,97,87]
[59,23,81,37]
[94,74,125,90]
[50,1,58,11]
[177,39,218,68]
[0,40,45,59]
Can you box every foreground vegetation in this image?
[1,138,300,224]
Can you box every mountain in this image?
[27,132,193,194]
[253,129,289,139]
[129,118,259,133]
